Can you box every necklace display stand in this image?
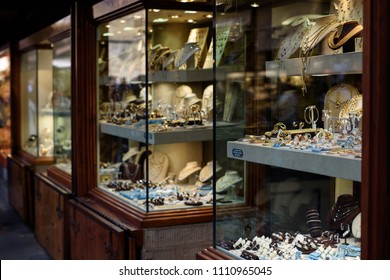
[216,170,242,193]
[187,27,209,68]
[201,84,213,122]
[199,161,222,183]
[178,161,201,182]
[324,83,360,132]
[146,152,169,184]
[175,42,201,69]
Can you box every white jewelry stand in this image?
[184,92,201,109]
[216,170,242,193]
[178,161,201,182]
[199,161,222,183]
[202,84,213,122]
[172,85,193,114]
[122,147,139,162]
[146,152,169,184]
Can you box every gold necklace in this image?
[299,16,340,95]
[327,84,354,109]
[339,94,363,118]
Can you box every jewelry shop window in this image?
[215,0,363,260]
[96,2,215,212]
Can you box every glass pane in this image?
[21,50,39,156]
[97,4,214,212]
[215,0,363,260]
[21,48,54,157]
[52,36,72,174]
[97,10,148,211]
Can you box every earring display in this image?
[204,24,230,68]
[331,0,363,24]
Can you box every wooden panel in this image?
[7,156,28,223]
[34,174,71,259]
[361,0,390,259]
[68,200,125,260]
[46,166,72,192]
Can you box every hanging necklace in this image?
[299,15,340,95]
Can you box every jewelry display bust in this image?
[201,84,213,121]
[328,194,360,230]
[172,85,192,113]
[184,92,201,109]
[216,170,242,193]
[178,161,201,181]
[175,42,201,69]
[139,87,152,102]
[324,83,360,131]
[147,152,169,184]
[199,161,222,183]
[351,212,361,238]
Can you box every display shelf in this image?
[100,121,213,144]
[227,140,361,182]
[266,52,362,77]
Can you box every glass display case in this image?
[214,0,363,260]
[20,47,54,158]
[96,0,215,212]
[52,36,72,175]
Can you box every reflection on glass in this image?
[52,36,72,174]
[21,48,54,157]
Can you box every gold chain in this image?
[327,84,353,109]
